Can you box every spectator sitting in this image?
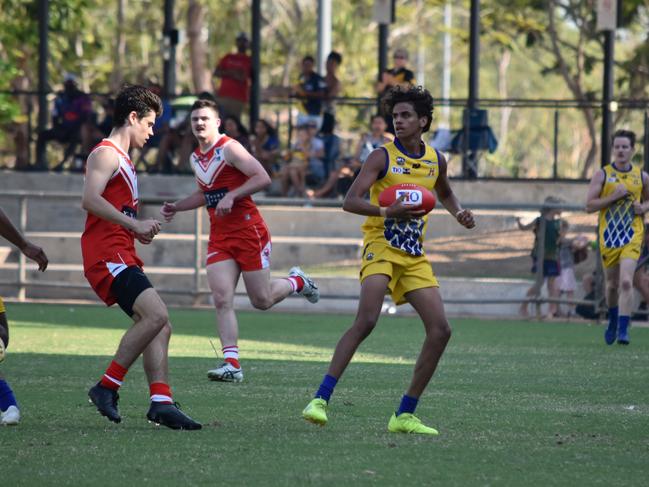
[333,114,393,196]
[292,55,327,131]
[517,196,563,318]
[280,123,324,197]
[35,73,94,171]
[307,131,341,199]
[213,32,252,120]
[223,115,251,152]
[251,118,280,176]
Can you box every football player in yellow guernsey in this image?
[586,129,649,345]
[302,86,475,434]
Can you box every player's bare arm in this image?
[0,207,48,271]
[633,171,649,215]
[82,147,161,241]
[215,141,272,216]
[160,189,205,223]
[585,169,628,213]
[342,149,423,219]
[434,154,475,229]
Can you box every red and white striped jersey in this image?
[81,139,143,271]
[190,135,264,235]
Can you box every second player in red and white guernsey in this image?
[161,99,319,383]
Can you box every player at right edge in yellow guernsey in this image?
[586,129,649,345]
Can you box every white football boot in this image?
[289,266,320,304]
[207,362,244,383]
[1,405,20,426]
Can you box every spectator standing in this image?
[293,56,327,130]
[375,48,416,134]
[320,51,343,135]
[518,197,563,318]
[213,32,252,120]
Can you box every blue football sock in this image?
[608,307,619,329]
[0,379,18,412]
[618,315,630,334]
[396,394,419,416]
[314,374,338,402]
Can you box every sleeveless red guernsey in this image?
[190,135,264,235]
[81,139,143,271]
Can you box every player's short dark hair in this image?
[113,84,162,128]
[302,55,315,64]
[191,98,220,116]
[327,51,342,65]
[612,129,636,147]
[382,85,435,133]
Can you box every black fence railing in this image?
[1,89,648,179]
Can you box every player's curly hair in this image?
[113,84,162,128]
[382,85,435,133]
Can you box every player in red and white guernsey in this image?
[82,85,201,430]
[161,99,319,382]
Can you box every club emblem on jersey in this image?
[366,252,374,261]
[396,157,406,165]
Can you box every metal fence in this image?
[1,89,648,179]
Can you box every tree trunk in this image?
[187,0,211,94]
[110,0,126,92]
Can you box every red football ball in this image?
[378,183,436,214]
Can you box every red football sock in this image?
[286,276,305,293]
[149,382,173,404]
[223,345,240,369]
[100,360,128,391]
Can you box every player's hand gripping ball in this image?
[378,183,436,215]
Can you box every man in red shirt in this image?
[213,32,252,120]
[82,84,201,430]
[160,99,319,383]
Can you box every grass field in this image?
[1,303,648,486]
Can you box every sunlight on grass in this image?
[11,322,414,364]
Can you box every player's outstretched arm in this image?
[585,169,627,213]
[0,207,48,271]
[216,141,271,216]
[342,149,422,219]
[160,189,205,222]
[434,154,475,229]
[82,148,160,241]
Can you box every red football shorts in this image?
[84,252,143,306]
[206,221,271,271]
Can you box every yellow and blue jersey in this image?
[361,139,440,256]
[598,163,645,266]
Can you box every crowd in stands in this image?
[8,35,422,200]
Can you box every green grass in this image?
[1,303,649,486]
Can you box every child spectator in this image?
[518,196,564,318]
